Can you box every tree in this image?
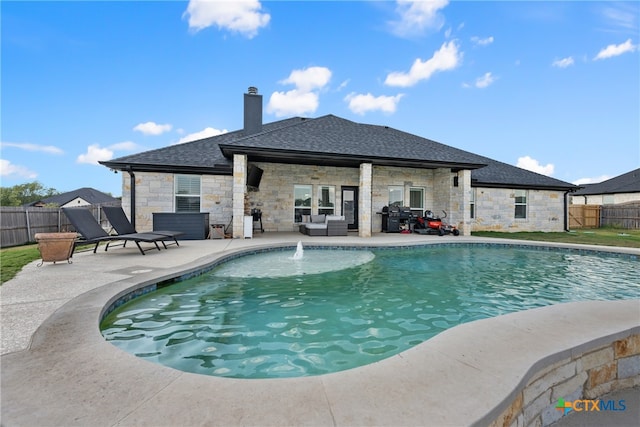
[0,182,60,206]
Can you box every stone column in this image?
[232,154,247,238]
[458,169,472,236]
[359,163,372,237]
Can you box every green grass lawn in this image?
[1,228,638,285]
[0,243,96,285]
[472,228,640,248]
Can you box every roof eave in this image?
[219,145,487,170]
[473,181,579,191]
[99,161,233,175]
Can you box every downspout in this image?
[127,166,136,229]
[564,190,571,232]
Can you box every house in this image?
[571,168,640,205]
[100,88,578,238]
[27,187,119,208]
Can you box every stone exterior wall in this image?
[244,162,360,232]
[490,334,640,427]
[118,165,568,235]
[120,171,233,233]
[571,193,640,205]
[472,187,566,232]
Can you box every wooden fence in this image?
[601,202,640,229]
[569,205,601,229]
[0,204,119,248]
[569,202,640,229]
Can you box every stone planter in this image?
[34,232,77,267]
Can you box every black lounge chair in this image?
[102,206,183,248]
[62,208,168,255]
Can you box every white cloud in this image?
[267,66,332,117]
[389,0,449,37]
[175,127,228,144]
[385,40,462,87]
[475,72,495,88]
[0,159,38,179]
[280,66,332,93]
[183,0,270,38]
[0,141,63,155]
[133,121,172,135]
[471,36,494,46]
[77,144,114,165]
[594,38,637,60]
[267,90,320,117]
[336,79,350,91]
[344,93,404,115]
[552,57,574,68]
[516,156,554,176]
[76,141,141,165]
[601,4,638,31]
[573,175,612,186]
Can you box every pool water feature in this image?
[100,245,639,379]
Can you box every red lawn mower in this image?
[414,210,460,236]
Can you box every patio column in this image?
[359,162,372,237]
[232,154,247,238]
[454,169,472,236]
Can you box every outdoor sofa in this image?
[299,215,348,236]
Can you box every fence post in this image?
[25,210,32,242]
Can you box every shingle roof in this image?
[100,118,302,174]
[29,187,118,206]
[572,168,640,195]
[102,114,577,190]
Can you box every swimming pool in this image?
[100,244,639,379]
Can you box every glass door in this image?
[341,186,358,230]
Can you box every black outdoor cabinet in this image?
[153,212,210,240]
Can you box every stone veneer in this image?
[473,187,566,232]
[489,334,640,427]
[119,163,567,236]
[120,171,233,232]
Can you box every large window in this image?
[294,185,312,223]
[388,186,404,207]
[175,175,201,212]
[317,185,335,215]
[514,189,527,219]
[409,187,424,216]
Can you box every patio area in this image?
[1,232,638,426]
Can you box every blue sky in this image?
[2,1,638,198]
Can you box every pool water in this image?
[100,245,639,379]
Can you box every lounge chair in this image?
[102,206,183,247]
[62,208,168,255]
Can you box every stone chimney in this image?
[244,86,262,135]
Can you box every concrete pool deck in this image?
[1,233,638,426]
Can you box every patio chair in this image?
[102,206,183,247]
[62,208,168,255]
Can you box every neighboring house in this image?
[571,168,640,205]
[28,187,119,208]
[100,88,578,238]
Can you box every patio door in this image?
[341,186,358,230]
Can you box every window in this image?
[470,188,476,219]
[294,185,312,222]
[388,186,404,207]
[514,189,527,219]
[409,187,424,216]
[317,185,335,215]
[175,175,201,212]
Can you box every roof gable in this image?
[573,168,640,195]
[30,187,118,206]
